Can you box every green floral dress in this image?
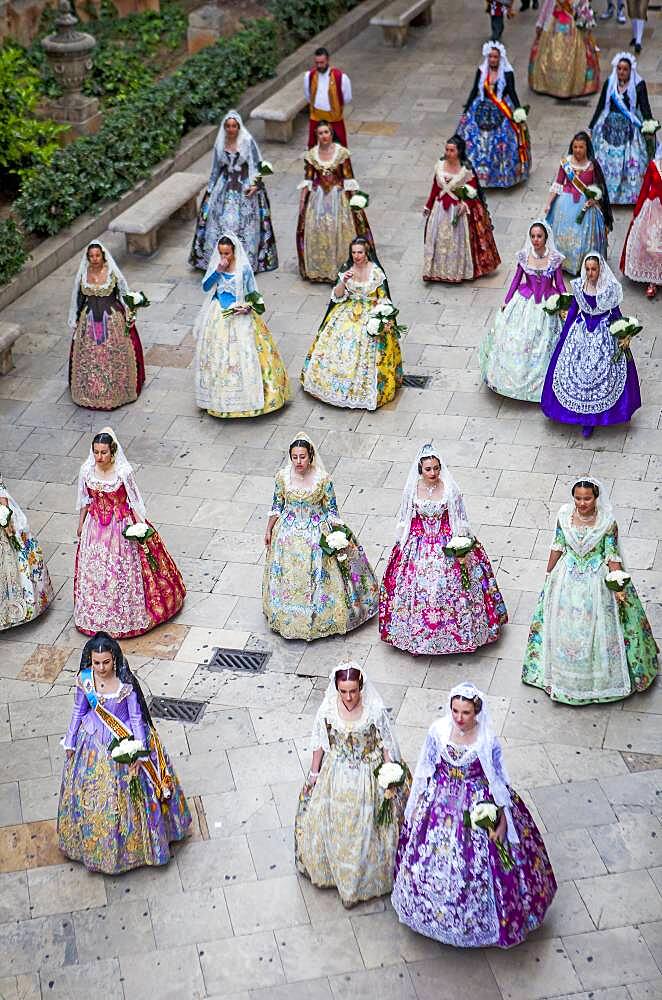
[522,506,658,704]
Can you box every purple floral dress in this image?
[391,737,556,947]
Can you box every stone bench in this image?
[370,0,434,46]
[0,321,20,375]
[250,76,309,143]
[109,172,207,255]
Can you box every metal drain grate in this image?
[205,647,270,674]
[402,373,431,389]
[150,696,205,723]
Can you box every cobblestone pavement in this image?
[1,0,661,996]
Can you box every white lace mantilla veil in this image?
[309,661,401,759]
[556,476,617,555]
[68,241,130,329]
[213,109,261,182]
[0,475,29,536]
[572,252,624,313]
[76,426,146,520]
[478,40,513,97]
[192,230,254,343]
[518,219,564,269]
[405,682,519,844]
[280,431,328,487]
[606,53,643,120]
[395,442,471,545]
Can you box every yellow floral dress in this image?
[301,264,402,409]
[295,697,410,905]
[262,469,378,640]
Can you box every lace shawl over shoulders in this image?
[340,264,386,295]
[515,249,564,274]
[305,144,350,173]
[80,273,117,297]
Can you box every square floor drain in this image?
[402,373,431,388]
[205,647,270,674]
[149,696,205,723]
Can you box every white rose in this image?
[375,302,396,318]
[642,119,660,134]
[124,522,150,539]
[610,319,628,335]
[349,194,367,209]
[471,802,498,827]
[261,160,273,171]
[378,762,404,789]
[626,315,640,328]
[326,530,349,550]
[513,108,527,123]
[366,317,382,336]
[545,294,560,309]
[447,535,474,549]
[606,570,631,586]
[0,506,11,527]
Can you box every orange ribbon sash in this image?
[483,81,529,166]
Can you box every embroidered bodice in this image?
[269,471,340,528]
[63,679,146,750]
[551,511,621,573]
[80,273,118,298]
[331,264,387,305]
[202,266,255,308]
[505,252,566,304]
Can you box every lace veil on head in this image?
[310,661,401,759]
[519,219,563,267]
[193,231,254,342]
[478,40,513,96]
[396,442,471,545]
[606,52,642,116]
[281,431,328,483]
[214,109,260,178]
[559,475,616,550]
[0,474,29,536]
[77,426,146,519]
[68,241,130,329]
[572,252,623,312]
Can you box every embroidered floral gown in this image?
[589,79,651,205]
[69,273,145,410]
[541,286,641,430]
[58,676,191,874]
[479,251,566,402]
[621,158,662,287]
[391,737,557,947]
[296,144,374,282]
[301,263,402,409]
[262,470,378,641]
[528,0,600,99]
[74,470,185,638]
[295,701,410,906]
[546,161,608,274]
[456,70,531,189]
[423,164,500,282]
[379,499,507,655]
[194,265,289,418]
[0,482,53,631]
[522,512,658,704]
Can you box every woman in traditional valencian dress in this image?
[379,443,507,656]
[392,682,556,947]
[529,0,600,99]
[68,242,145,410]
[0,475,53,631]
[194,233,289,419]
[296,120,374,283]
[457,42,531,189]
[189,109,278,274]
[479,221,567,402]
[541,254,641,437]
[621,155,662,300]
[58,632,191,874]
[522,479,658,704]
[263,434,378,641]
[589,53,652,205]
[296,663,410,908]
[422,135,500,283]
[301,236,402,410]
[544,131,612,274]
[74,429,185,638]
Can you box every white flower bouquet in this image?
[250,160,274,186]
[374,760,410,825]
[320,527,352,563]
[605,569,631,592]
[610,315,642,361]
[123,290,150,336]
[642,119,660,135]
[463,801,515,871]
[366,300,407,339]
[222,290,266,317]
[443,535,477,588]
[513,107,528,124]
[109,736,150,806]
[349,190,370,210]
[542,292,574,316]
[0,504,21,552]
[123,522,158,572]
[451,185,477,226]
[576,184,602,223]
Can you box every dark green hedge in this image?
[0,219,28,285]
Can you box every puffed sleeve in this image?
[549,163,565,195]
[503,265,524,305]
[604,521,622,564]
[297,158,314,191]
[322,478,341,522]
[553,266,567,295]
[330,271,349,303]
[243,265,257,296]
[425,176,441,211]
[269,473,285,516]
[342,155,359,192]
[550,519,567,553]
[62,686,91,750]
[126,688,147,746]
[202,271,220,293]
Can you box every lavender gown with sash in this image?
[541,283,641,429]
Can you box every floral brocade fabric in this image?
[262,472,378,640]
[295,715,410,905]
[391,743,557,947]
[529,13,600,99]
[74,476,185,638]
[379,502,507,654]
[0,519,53,630]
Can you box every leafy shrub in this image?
[0,47,65,178]
[0,219,28,286]
[268,0,360,46]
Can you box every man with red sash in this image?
[304,47,352,148]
